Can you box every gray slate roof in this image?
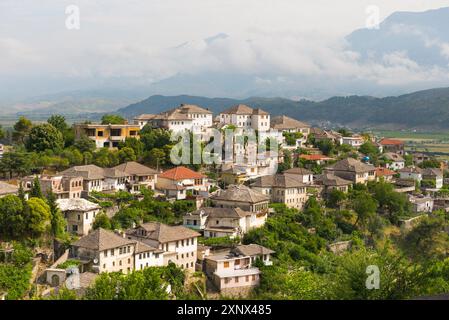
[0,181,19,196]
[132,222,200,243]
[72,228,136,251]
[327,158,375,173]
[211,185,269,203]
[252,174,306,188]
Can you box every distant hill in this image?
[117,87,449,130]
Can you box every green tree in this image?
[26,124,64,152]
[0,125,5,140]
[0,195,25,239]
[401,217,449,261]
[326,189,347,209]
[30,176,43,199]
[118,147,137,163]
[146,148,166,169]
[74,135,96,153]
[351,192,378,227]
[13,116,33,145]
[92,213,112,230]
[101,114,126,125]
[25,197,51,238]
[47,115,68,132]
[47,190,66,238]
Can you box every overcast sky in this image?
[1,0,449,100]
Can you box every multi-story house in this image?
[312,129,343,145]
[74,123,140,149]
[270,115,311,148]
[314,173,352,195]
[0,144,4,159]
[342,135,364,148]
[134,104,213,134]
[398,167,423,182]
[22,175,84,199]
[251,174,309,210]
[203,244,274,296]
[382,153,405,171]
[379,138,405,155]
[0,181,18,198]
[325,158,376,185]
[113,161,158,193]
[184,207,266,239]
[375,167,396,182]
[211,184,270,214]
[408,195,434,213]
[134,242,165,270]
[125,222,200,271]
[422,168,443,190]
[60,165,128,195]
[71,228,138,274]
[283,167,314,184]
[57,198,101,236]
[156,166,208,200]
[219,104,270,131]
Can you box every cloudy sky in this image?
[1,0,449,101]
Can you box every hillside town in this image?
[1,103,449,300]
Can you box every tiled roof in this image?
[375,167,396,177]
[72,228,136,251]
[300,154,334,161]
[135,241,160,254]
[134,114,157,120]
[0,181,18,196]
[211,185,269,203]
[271,115,310,130]
[221,104,269,115]
[380,139,404,146]
[327,158,375,173]
[159,166,205,180]
[57,198,101,212]
[252,174,306,188]
[422,168,443,177]
[133,222,200,243]
[113,161,158,176]
[399,167,422,174]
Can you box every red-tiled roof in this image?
[299,154,333,161]
[376,167,396,177]
[159,166,206,180]
[379,139,404,146]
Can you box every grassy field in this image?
[372,130,449,160]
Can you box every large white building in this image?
[219,104,270,131]
[134,104,213,134]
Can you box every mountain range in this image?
[117,87,449,130]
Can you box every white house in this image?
[156,166,208,200]
[125,222,200,271]
[382,153,405,171]
[184,207,267,239]
[219,104,270,132]
[57,198,101,236]
[113,161,158,193]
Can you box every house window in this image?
[235,259,240,265]
[235,277,239,283]
[246,276,249,282]
[224,261,230,268]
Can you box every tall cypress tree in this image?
[30,176,43,199]
[46,190,66,238]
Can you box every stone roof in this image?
[103,168,128,178]
[233,244,275,256]
[0,181,19,196]
[283,167,313,175]
[211,185,269,203]
[135,241,161,254]
[189,207,252,219]
[252,174,306,188]
[383,152,405,162]
[56,198,101,212]
[113,161,158,176]
[61,165,106,180]
[177,104,212,114]
[221,104,269,115]
[327,158,375,173]
[422,168,443,177]
[72,228,136,251]
[271,115,310,130]
[399,167,423,174]
[315,173,352,187]
[134,222,200,243]
[134,114,157,121]
[159,166,206,180]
